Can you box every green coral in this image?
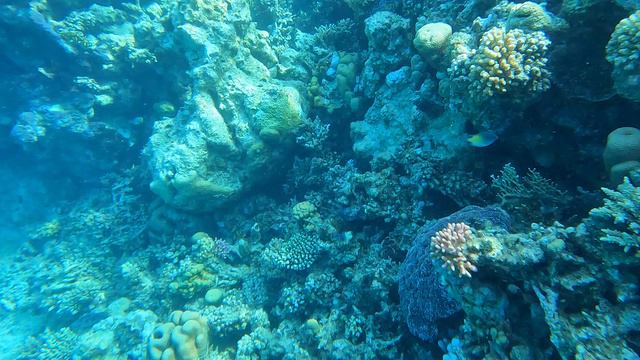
[254,86,304,142]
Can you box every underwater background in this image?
[1,0,639,359]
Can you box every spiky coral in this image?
[430,222,478,277]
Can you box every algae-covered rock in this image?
[361,11,412,97]
[145,0,307,211]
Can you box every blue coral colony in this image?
[0,0,638,359]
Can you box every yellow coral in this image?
[468,27,550,99]
[414,22,453,59]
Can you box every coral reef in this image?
[1,0,639,358]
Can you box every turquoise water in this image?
[0,1,639,359]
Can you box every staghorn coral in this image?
[606,11,640,102]
[467,27,551,99]
[430,222,478,277]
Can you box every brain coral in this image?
[606,11,640,102]
[467,27,551,99]
[413,22,453,60]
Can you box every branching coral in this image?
[264,233,321,270]
[467,27,551,99]
[491,163,566,224]
[589,178,640,253]
[606,11,640,102]
[430,222,478,277]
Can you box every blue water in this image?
[1,1,639,359]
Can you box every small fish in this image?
[37,67,55,79]
[467,130,498,147]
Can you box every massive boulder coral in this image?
[488,2,568,33]
[413,22,453,64]
[148,310,210,360]
[606,11,640,102]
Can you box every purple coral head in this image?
[212,237,232,260]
